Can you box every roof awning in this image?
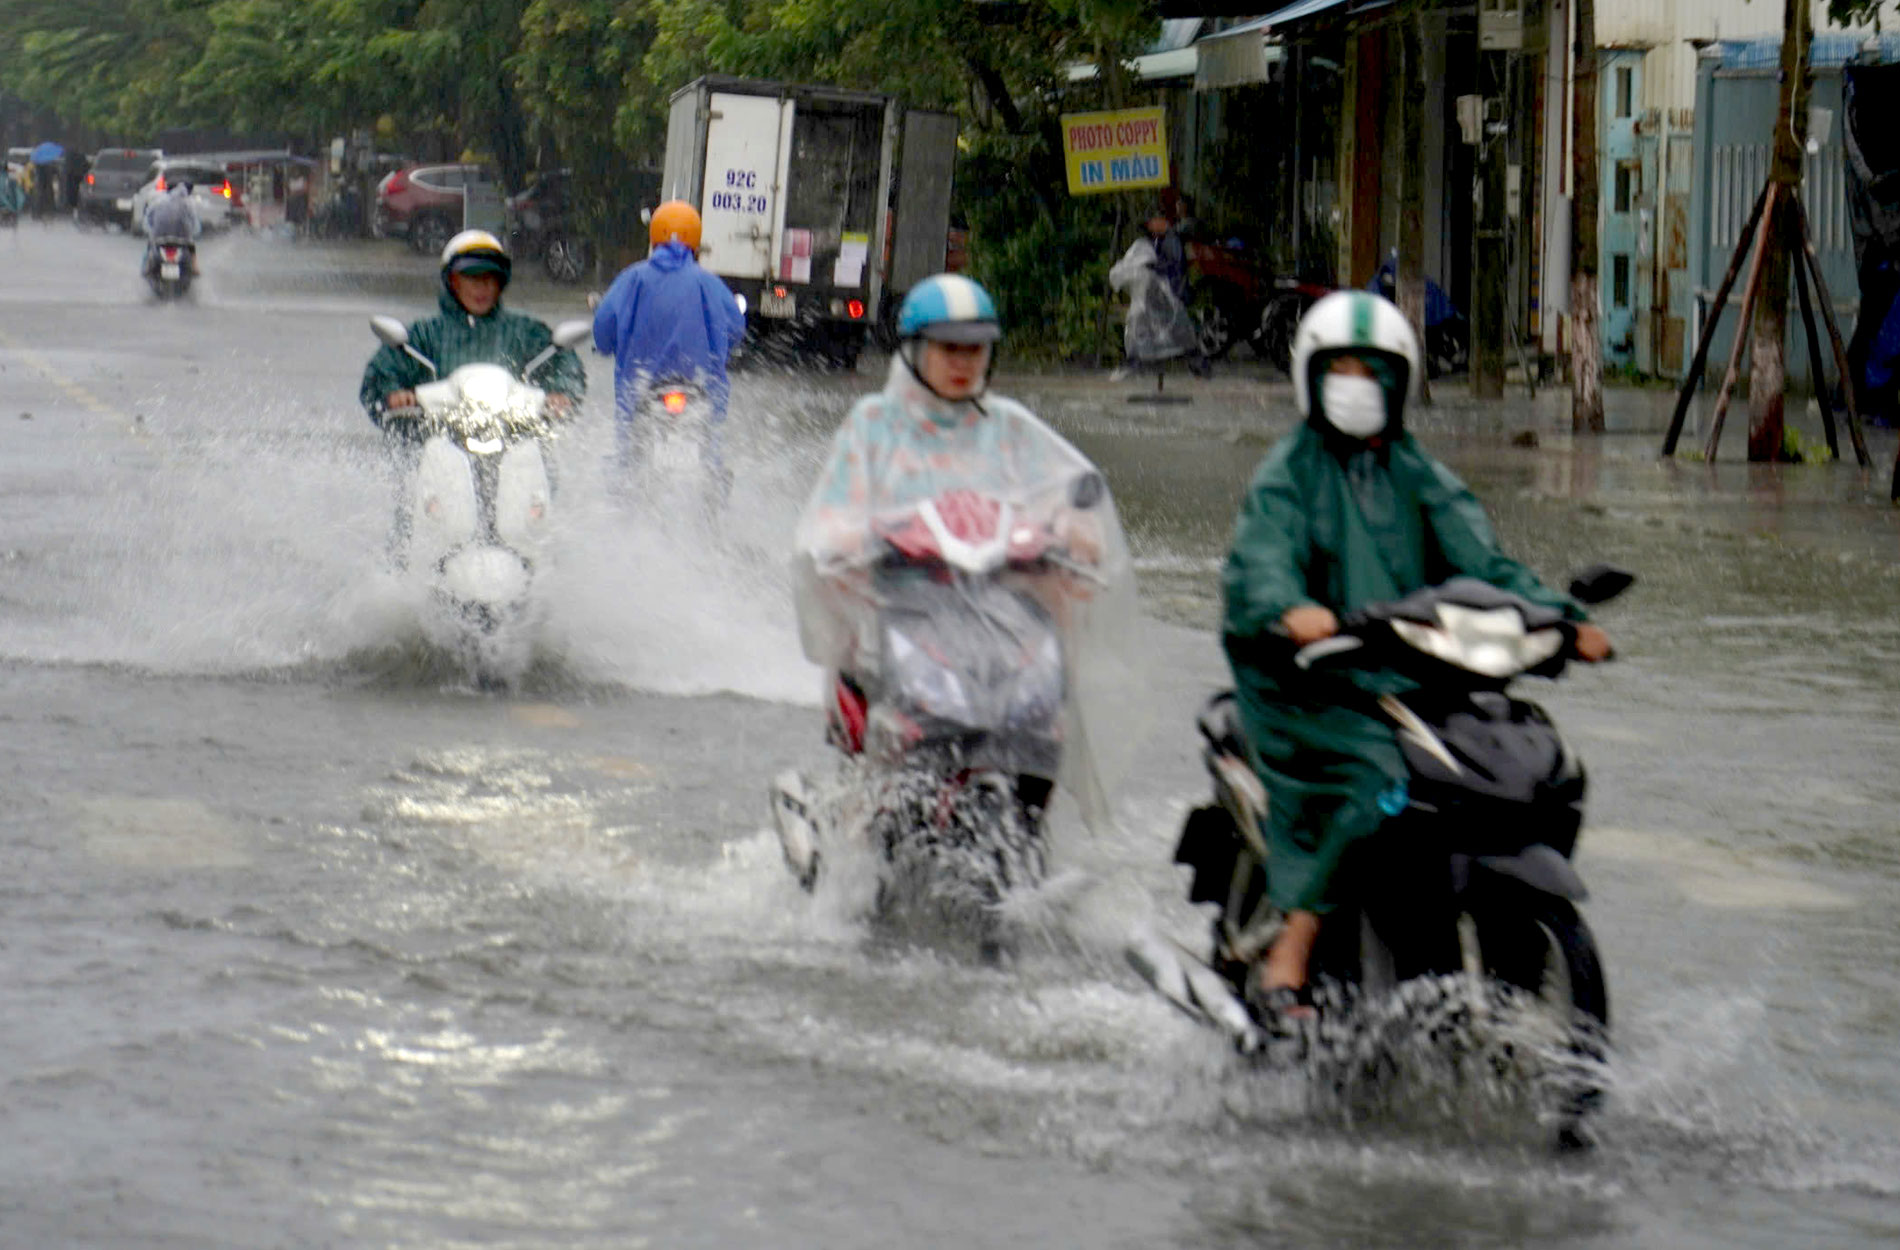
[1194,16,1284,88]
[1065,47,1200,83]
[1066,17,1207,83]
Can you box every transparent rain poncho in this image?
[794,358,1139,831]
[1108,236,1198,364]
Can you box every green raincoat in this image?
[1220,423,1586,914]
[358,284,585,431]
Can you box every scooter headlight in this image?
[1390,604,1566,677]
[886,625,972,723]
[1004,631,1065,729]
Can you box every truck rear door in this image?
[698,91,788,284]
[888,111,959,300]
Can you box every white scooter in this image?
[369,314,591,688]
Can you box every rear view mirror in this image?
[370,315,408,348]
[1567,564,1636,605]
[551,320,591,350]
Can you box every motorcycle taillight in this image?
[661,391,689,415]
[160,247,180,260]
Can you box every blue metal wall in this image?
[1687,36,1900,387]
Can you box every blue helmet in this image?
[896,274,1001,344]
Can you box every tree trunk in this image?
[1571,0,1604,432]
[1400,7,1431,405]
[1746,0,1813,461]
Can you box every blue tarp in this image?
[1713,34,1900,71]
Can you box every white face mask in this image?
[1319,374,1389,439]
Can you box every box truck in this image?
[661,75,958,365]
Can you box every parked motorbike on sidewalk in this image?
[1128,566,1633,1149]
[771,488,1109,950]
[145,236,196,300]
[369,314,591,689]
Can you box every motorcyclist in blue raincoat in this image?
[591,200,745,481]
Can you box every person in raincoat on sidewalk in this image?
[1220,290,1612,1023]
[591,200,745,486]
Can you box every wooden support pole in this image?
[1791,230,1840,459]
[1704,184,1781,461]
[1789,195,1872,468]
[1663,182,1770,456]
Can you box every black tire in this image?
[1255,294,1303,373]
[1188,283,1243,360]
[1477,891,1608,1030]
[543,233,592,283]
[410,212,453,258]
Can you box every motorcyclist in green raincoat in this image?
[358,229,585,434]
[1219,290,1612,1020]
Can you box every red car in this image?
[373,163,497,256]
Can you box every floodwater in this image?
[2,221,1898,1248]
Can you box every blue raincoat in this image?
[592,241,744,423]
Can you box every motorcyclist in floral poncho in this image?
[771,274,1138,882]
[1221,290,1612,1024]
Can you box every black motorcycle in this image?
[1130,567,1633,1147]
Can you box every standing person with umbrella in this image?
[29,142,64,222]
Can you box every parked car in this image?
[76,147,161,228]
[373,163,496,256]
[128,160,241,235]
[503,168,594,283]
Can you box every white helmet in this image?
[1290,290,1421,428]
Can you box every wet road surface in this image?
[2,221,1899,1247]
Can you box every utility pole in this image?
[1571,0,1604,431]
[1746,0,1814,460]
[1472,64,1507,399]
[1400,5,1432,404]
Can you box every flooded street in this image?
[3,222,1899,1247]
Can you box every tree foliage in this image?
[2,0,1158,353]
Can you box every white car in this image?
[128,160,240,236]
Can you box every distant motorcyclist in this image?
[1219,290,1611,1026]
[777,273,1134,844]
[359,229,585,437]
[142,182,202,276]
[590,200,744,481]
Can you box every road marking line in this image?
[0,326,142,434]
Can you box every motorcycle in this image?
[772,487,1108,945]
[625,376,726,500]
[1128,566,1633,1148]
[1368,254,1470,379]
[145,236,196,300]
[368,314,592,688]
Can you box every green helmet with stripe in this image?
[1290,290,1420,424]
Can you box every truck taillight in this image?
[85,173,94,186]
[220,183,232,199]
[847,300,864,319]
[154,175,166,192]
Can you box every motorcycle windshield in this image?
[793,361,1139,831]
[421,363,548,441]
[876,575,1066,774]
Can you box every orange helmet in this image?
[649,200,702,252]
